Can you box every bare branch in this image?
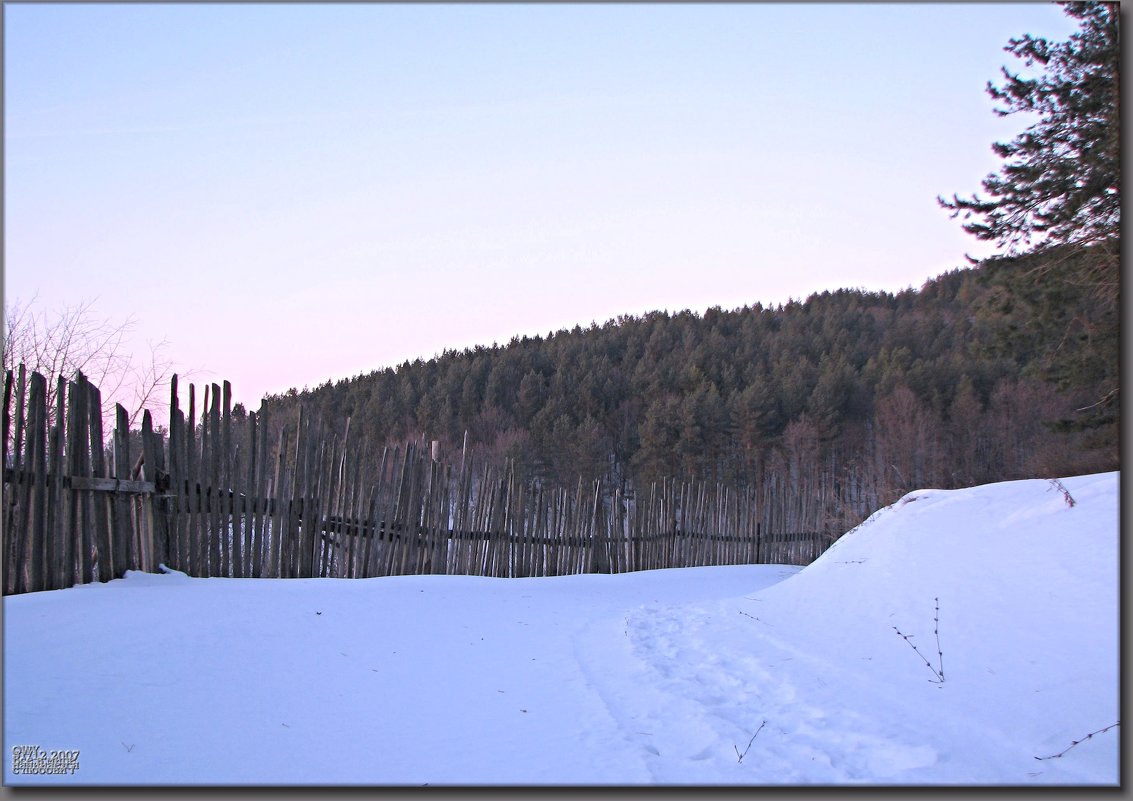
[3,297,179,437]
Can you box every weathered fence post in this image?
[23,372,47,594]
[141,409,166,571]
[111,403,132,578]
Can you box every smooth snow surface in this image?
[3,473,1119,786]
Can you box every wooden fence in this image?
[2,368,832,595]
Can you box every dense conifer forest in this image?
[253,244,1117,540]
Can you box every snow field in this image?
[3,472,1119,786]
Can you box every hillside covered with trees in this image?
[254,241,1116,540]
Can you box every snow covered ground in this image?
[3,472,1119,787]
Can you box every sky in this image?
[3,2,1083,410]
[3,471,1119,786]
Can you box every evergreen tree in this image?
[939,1,1119,425]
[939,2,1119,260]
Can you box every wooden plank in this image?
[484,464,500,577]
[418,451,433,575]
[617,487,629,573]
[1,369,11,484]
[61,376,80,590]
[69,374,93,585]
[574,477,588,575]
[12,365,26,478]
[451,450,473,576]
[360,445,387,578]
[309,413,326,578]
[346,436,367,578]
[332,426,348,577]
[176,379,190,574]
[241,410,257,578]
[550,483,565,577]
[358,484,379,578]
[24,372,47,593]
[400,441,420,575]
[450,450,473,575]
[252,409,270,578]
[379,445,403,577]
[410,442,428,575]
[194,383,209,576]
[340,446,360,578]
[295,415,313,578]
[430,458,449,575]
[441,460,456,574]
[141,410,165,570]
[244,410,258,578]
[401,445,423,574]
[5,366,28,593]
[4,469,162,495]
[268,424,287,578]
[514,479,530,578]
[86,382,113,581]
[295,408,314,578]
[1,369,12,588]
[207,383,222,577]
[201,383,215,576]
[422,455,437,575]
[186,383,202,577]
[586,478,601,574]
[0,369,12,592]
[165,375,183,572]
[110,403,132,577]
[199,383,211,576]
[280,406,299,578]
[169,407,188,572]
[281,410,299,578]
[533,486,547,577]
[311,428,330,577]
[391,443,413,576]
[273,414,290,584]
[221,381,232,578]
[44,376,67,590]
[362,448,389,573]
[320,423,337,577]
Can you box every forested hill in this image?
[257,247,1116,535]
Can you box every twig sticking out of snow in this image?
[1047,479,1077,507]
[894,597,945,684]
[1035,722,1120,761]
[734,720,767,763]
[933,596,944,683]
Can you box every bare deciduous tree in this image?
[3,295,177,431]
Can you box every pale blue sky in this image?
[4,2,1079,408]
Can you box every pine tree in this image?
[939,2,1119,259]
[939,1,1119,426]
